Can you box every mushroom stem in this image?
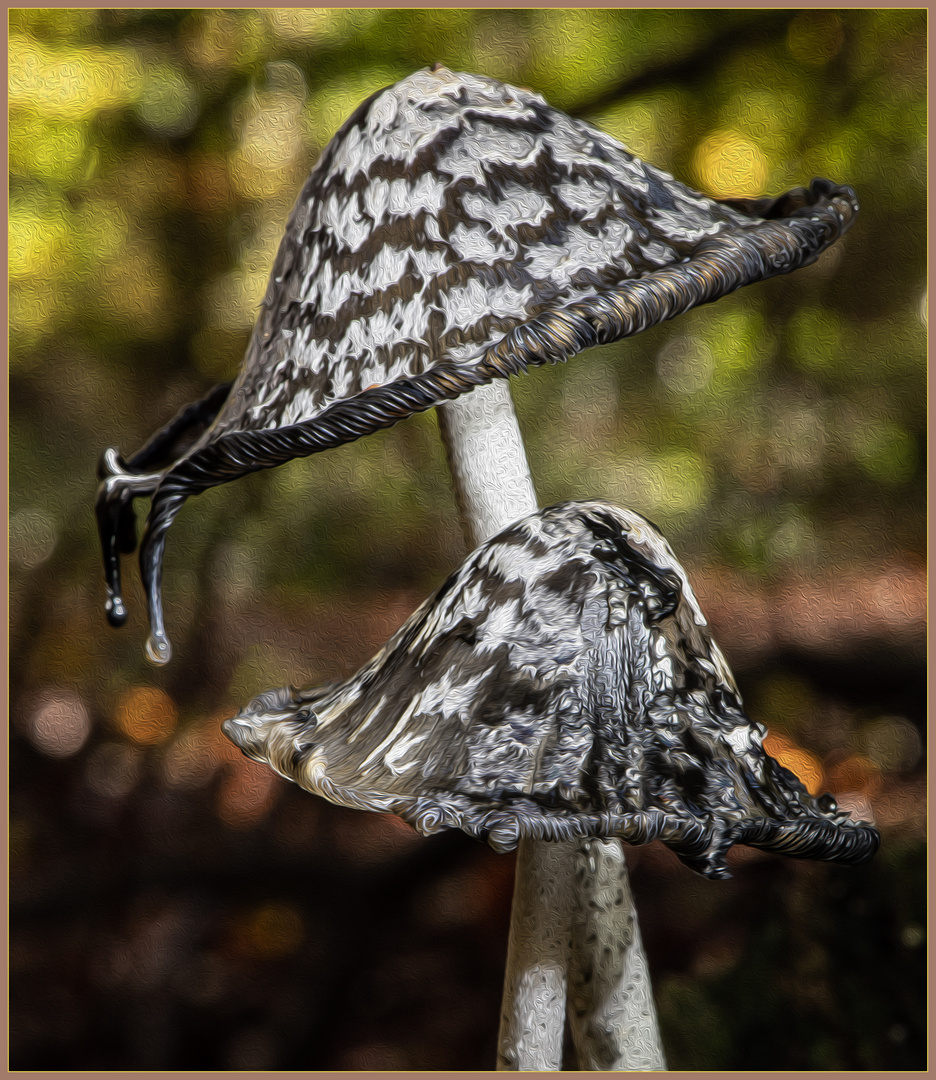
[437,379,538,546]
[568,839,666,1070]
[495,834,574,1070]
[437,382,666,1071]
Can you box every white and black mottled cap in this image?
[222,500,879,880]
[94,67,859,664]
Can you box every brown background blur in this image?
[10,9,925,1070]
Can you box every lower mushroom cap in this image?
[223,500,880,879]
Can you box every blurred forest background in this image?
[9,8,926,1071]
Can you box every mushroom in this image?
[94,66,858,666]
[95,66,871,1070]
[223,500,879,880]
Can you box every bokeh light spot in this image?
[900,923,924,949]
[217,758,280,828]
[787,12,845,67]
[233,901,305,958]
[857,715,922,774]
[9,38,142,119]
[113,685,178,746]
[827,754,882,798]
[763,730,825,796]
[693,128,768,199]
[85,742,142,799]
[26,689,91,759]
[656,335,714,396]
[8,196,72,282]
[9,507,59,570]
[136,65,199,136]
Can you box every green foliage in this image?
[10,10,925,593]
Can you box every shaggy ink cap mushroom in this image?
[94,67,860,665]
[222,501,880,880]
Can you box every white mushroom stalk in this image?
[437,384,662,1070]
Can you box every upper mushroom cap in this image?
[95,66,859,664]
[223,500,879,880]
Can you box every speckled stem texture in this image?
[437,384,665,1071]
[568,839,666,1070]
